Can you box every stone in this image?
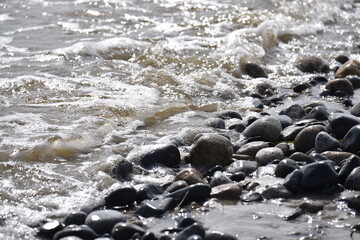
[215,110,242,120]
[350,102,360,116]
[243,63,268,78]
[58,237,83,240]
[226,160,258,175]
[136,184,164,203]
[187,235,203,240]
[53,225,98,240]
[256,82,274,95]
[38,220,64,239]
[338,155,360,184]
[229,171,246,182]
[255,147,285,166]
[105,185,137,208]
[296,56,328,73]
[310,76,328,84]
[275,142,292,157]
[189,134,233,169]
[275,115,293,129]
[204,232,237,240]
[141,232,157,240]
[325,78,354,96]
[308,152,330,162]
[205,118,225,129]
[175,168,207,185]
[335,59,360,78]
[242,116,282,142]
[347,76,360,89]
[299,200,325,213]
[343,195,360,211]
[293,82,312,93]
[299,162,338,191]
[175,223,205,240]
[315,132,340,153]
[289,152,311,163]
[236,141,269,157]
[113,159,133,179]
[279,104,305,120]
[284,208,305,221]
[177,217,199,229]
[167,184,211,205]
[279,125,305,141]
[227,122,246,133]
[335,55,349,64]
[210,183,242,200]
[240,192,263,202]
[165,180,188,193]
[321,151,356,164]
[261,184,293,199]
[136,197,175,218]
[232,154,254,161]
[305,106,330,121]
[275,159,299,178]
[63,212,87,226]
[210,171,232,187]
[344,167,360,190]
[342,125,360,154]
[112,223,146,240]
[202,165,224,178]
[126,144,181,169]
[294,125,326,152]
[85,210,126,235]
[283,169,302,193]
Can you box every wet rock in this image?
[344,167,360,190]
[294,125,326,152]
[283,169,302,193]
[175,223,205,240]
[187,235,203,240]
[338,155,360,184]
[226,160,258,175]
[105,185,137,208]
[342,125,360,154]
[289,152,311,163]
[335,55,349,64]
[206,118,225,129]
[343,195,360,211]
[350,102,360,116]
[236,141,269,157]
[232,154,254,161]
[279,125,305,141]
[279,104,305,120]
[261,184,293,199]
[210,183,242,200]
[204,231,237,240]
[38,220,64,239]
[126,144,181,169]
[293,82,312,93]
[136,184,164,203]
[275,159,299,178]
[210,171,232,187]
[325,78,354,96]
[305,106,330,121]
[175,168,207,185]
[299,200,325,213]
[63,212,87,226]
[112,223,146,240]
[347,76,360,89]
[53,225,98,240]
[227,122,246,133]
[255,147,285,166]
[177,217,200,229]
[284,208,305,221]
[58,237,83,240]
[85,210,126,235]
[113,159,133,179]
[141,232,157,240]
[202,165,224,178]
[275,142,292,157]
[242,116,282,142]
[335,59,360,78]
[310,76,328,84]
[256,82,274,95]
[136,197,175,218]
[166,180,188,193]
[308,152,330,162]
[322,151,356,164]
[189,134,233,169]
[315,132,340,153]
[275,115,293,129]
[296,56,328,73]
[167,184,211,205]
[243,63,268,78]
[215,111,242,120]
[229,171,246,182]
[300,162,338,191]
[240,192,263,202]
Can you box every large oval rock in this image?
[294,125,326,152]
[329,113,360,139]
[296,56,328,73]
[105,185,137,208]
[279,104,306,120]
[255,147,285,166]
[210,183,242,200]
[189,134,233,169]
[135,197,175,218]
[299,162,338,190]
[335,59,360,78]
[126,144,180,169]
[342,125,360,154]
[315,131,340,153]
[85,210,126,235]
[344,167,360,190]
[325,78,354,96]
[53,225,98,240]
[242,116,282,142]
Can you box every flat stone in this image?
[165,180,188,193]
[242,116,282,142]
[236,141,269,157]
[226,160,258,175]
[342,125,360,154]
[296,56,328,73]
[275,159,300,178]
[85,210,126,235]
[210,183,242,200]
[175,223,205,240]
[167,184,211,205]
[136,197,175,218]
[338,155,360,184]
[53,225,98,240]
[63,212,87,226]
[315,132,340,153]
[135,184,164,203]
[112,223,146,240]
[255,147,285,166]
[210,171,232,187]
[325,78,354,96]
[279,104,305,120]
[294,125,327,152]
[293,82,312,93]
[344,167,360,190]
[299,162,338,191]
[261,184,293,199]
[335,59,360,78]
[322,151,357,164]
[204,231,238,240]
[175,168,207,185]
[105,185,137,208]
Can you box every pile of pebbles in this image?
[37,57,360,240]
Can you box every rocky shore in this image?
[37,57,360,240]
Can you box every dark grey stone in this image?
[236,141,268,157]
[243,63,268,78]
[215,111,242,120]
[226,160,258,175]
[338,155,360,184]
[113,159,133,179]
[167,184,211,205]
[85,210,126,235]
[105,185,137,208]
[204,231,238,240]
[347,76,360,89]
[294,125,327,152]
[342,125,360,154]
[315,132,340,153]
[275,159,299,178]
[350,102,360,116]
[261,184,293,199]
[329,113,360,139]
[165,180,188,193]
[325,79,354,96]
[205,118,225,129]
[229,171,246,182]
[279,104,305,120]
[299,162,338,190]
[275,115,293,129]
[53,225,98,240]
[63,212,87,226]
[283,169,302,193]
[305,106,330,121]
[293,82,312,93]
[112,223,146,240]
[135,184,164,203]
[210,171,232,187]
[279,125,305,141]
[240,192,263,202]
[175,223,205,240]
[177,217,199,229]
[242,116,282,142]
[295,56,328,73]
[136,197,175,218]
[255,147,285,166]
[344,167,360,190]
[38,220,64,239]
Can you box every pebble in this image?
[215,110,242,120]
[38,220,64,239]
[283,169,302,193]
[229,171,246,182]
[347,76,360,89]
[175,168,207,185]
[243,63,268,78]
[338,155,360,184]
[261,184,293,199]
[236,141,269,157]
[255,147,285,166]
[177,217,199,229]
[335,55,349,64]
[279,104,306,120]
[136,184,164,203]
[315,131,340,153]
[350,102,360,116]
[53,225,98,240]
[242,116,282,142]
[204,231,238,240]
[189,134,233,169]
[289,152,311,163]
[294,125,327,152]
[210,183,242,200]
[274,159,300,178]
[335,59,360,78]
[209,171,232,187]
[344,167,360,190]
[105,185,137,208]
[299,162,338,191]
[63,212,87,226]
[293,82,312,93]
[206,118,225,129]
[226,160,258,175]
[325,78,354,96]
[85,210,126,235]
[321,151,356,164]
[279,125,305,141]
[295,56,328,73]
[240,192,263,202]
[113,159,133,180]
[175,223,205,240]
[305,106,330,121]
[136,197,175,218]
[256,82,274,95]
[343,195,360,211]
[275,115,293,129]
[342,125,360,154]
[167,184,211,206]
[275,142,292,157]
[299,200,325,213]
[165,180,189,193]
[112,223,146,240]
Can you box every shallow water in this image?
[1,0,360,239]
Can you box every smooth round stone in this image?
[210,171,232,187]
[228,122,246,133]
[261,184,293,199]
[38,220,64,238]
[202,165,224,178]
[205,118,225,129]
[315,131,340,153]
[289,152,311,163]
[242,116,282,142]
[347,76,360,89]
[141,232,157,240]
[283,169,302,193]
[256,82,274,95]
[294,125,326,152]
[167,184,211,205]
[189,134,233,169]
[335,55,349,64]
[243,63,268,78]
[136,197,175,218]
[226,160,258,175]
[136,184,164,203]
[305,106,329,121]
[112,223,146,240]
[236,141,269,157]
[295,56,328,73]
[275,115,293,129]
[275,142,293,157]
[255,147,285,166]
[344,167,360,190]
[113,159,133,179]
[165,180,188,193]
[279,125,305,141]
[279,104,305,120]
[293,82,312,93]
[210,183,242,200]
[85,210,126,235]
[275,159,300,178]
[240,192,263,202]
[204,231,237,240]
[175,223,205,240]
[342,125,360,154]
[63,212,87,226]
[177,217,199,229]
[215,110,242,120]
[175,168,207,185]
[335,59,360,78]
[187,235,203,240]
[338,155,360,184]
[344,195,360,211]
[325,78,354,96]
[229,171,246,182]
[350,102,360,116]
[299,200,325,213]
[299,162,338,190]
[126,144,181,169]
[53,225,98,240]
[105,185,137,208]
[328,113,360,139]
[321,151,356,164]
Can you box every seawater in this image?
[1,0,360,239]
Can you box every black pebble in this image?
[38,220,64,239]
[63,212,87,226]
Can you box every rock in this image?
[275,159,299,178]
[293,82,312,93]
[215,111,242,120]
[236,141,269,157]
[63,212,87,226]
[85,210,126,235]
[310,76,328,84]
[279,104,305,120]
[240,192,263,202]
[202,165,224,178]
[167,184,211,205]
[338,155,360,184]
[283,169,302,193]
[275,115,293,129]
[299,200,325,213]
[275,142,292,157]
[350,102,360,116]
[242,116,282,142]
[209,171,232,187]
[347,76,360,89]
[175,223,205,240]
[321,151,356,164]
[165,180,188,193]
[342,125,360,154]
[279,125,305,141]
[112,223,146,240]
[175,168,207,185]
[305,106,330,121]
[206,118,225,129]
[58,237,83,240]
[261,184,293,199]
[113,159,133,179]
[105,185,137,208]
[325,78,354,96]
[136,197,175,218]
[189,134,233,169]
[335,55,349,64]
[343,195,360,211]
[335,59,360,78]
[141,232,157,240]
[229,171,246,182]
[299,162,338,191]
[255,147,285,166]
[344,167,360,190]
[232,154,254,161]
[136,184,164,203]
[204,231,238,240]
[226,160,258,175]
[243,63,268,78]
[296,56,328,73]
[177,217,200,229]
[315,132,340,153]
[284,208,305,221]
[38,220,64,239]
[256,82,274,95]
[289,152,311,163]
[308,152,330,162]
[53,225,98,240]
[210,183,242,200]
[294,125,326,152]
[126,144,180,169]
[227,122,246,133]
